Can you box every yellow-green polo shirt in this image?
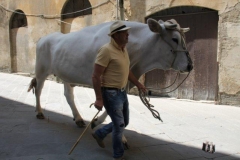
[95,38,130,89]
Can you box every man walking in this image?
[92,20,146,160]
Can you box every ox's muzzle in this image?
[186,51,193,72]
[172,50,193,73]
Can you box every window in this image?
[10,10,27,29]
[62,0,92,20]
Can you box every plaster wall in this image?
[0,0,239,105]
[0,0,11,72]
[0,0,65,73]
[0,0,117,74]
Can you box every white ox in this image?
[28,18,192,129]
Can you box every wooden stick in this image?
[68,109,100,155]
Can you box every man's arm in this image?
[128,71,146,92]
[92,64,106,111]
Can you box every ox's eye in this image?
[172,38,178,44]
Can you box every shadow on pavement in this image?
[0,96,239,160]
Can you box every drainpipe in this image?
[119,0,124,20]
[116,0,119,20]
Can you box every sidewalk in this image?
[0,72,239,160]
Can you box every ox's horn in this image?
[158,20,164,24]
[164,19,179,29]
[164,22,177,29]
[180,27,190,33]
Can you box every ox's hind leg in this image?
[35,77,47,119]
[63,82,86,127]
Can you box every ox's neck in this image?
[127,23,161,80]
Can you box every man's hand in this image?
[94,99,103,111]
[136,83,147,93]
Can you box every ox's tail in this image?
[27,78,37,94]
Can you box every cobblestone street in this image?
[0,72,240,160]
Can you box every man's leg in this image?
[93,122,113,148]
[111,103,125,158]
[105,89,126,158]
[123,91,129,127]
[93,89,126,158]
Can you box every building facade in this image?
[0,0,239,105]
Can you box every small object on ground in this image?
[202,141,215,153]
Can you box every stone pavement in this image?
[0,72,240,160]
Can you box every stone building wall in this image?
[0,0,239,105]
[0,0,11,72]
[217,2,240,105]
[0,0,117,73]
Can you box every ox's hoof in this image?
[36,113,45,119]
[91,117,98,129]
[123,142,130,150]
[75,120,86,128]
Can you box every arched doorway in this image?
[145,6,219,101]
[9,10,28,73]
[61,0,92,33]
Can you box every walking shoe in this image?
[92,132,105,148]
[113,156,125,160]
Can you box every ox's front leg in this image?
[63,82,86,127]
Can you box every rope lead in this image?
[139,90,163,122]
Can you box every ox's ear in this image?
[147,18,162,34]
[181,27,190,33]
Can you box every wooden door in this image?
[145,11,219,101]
